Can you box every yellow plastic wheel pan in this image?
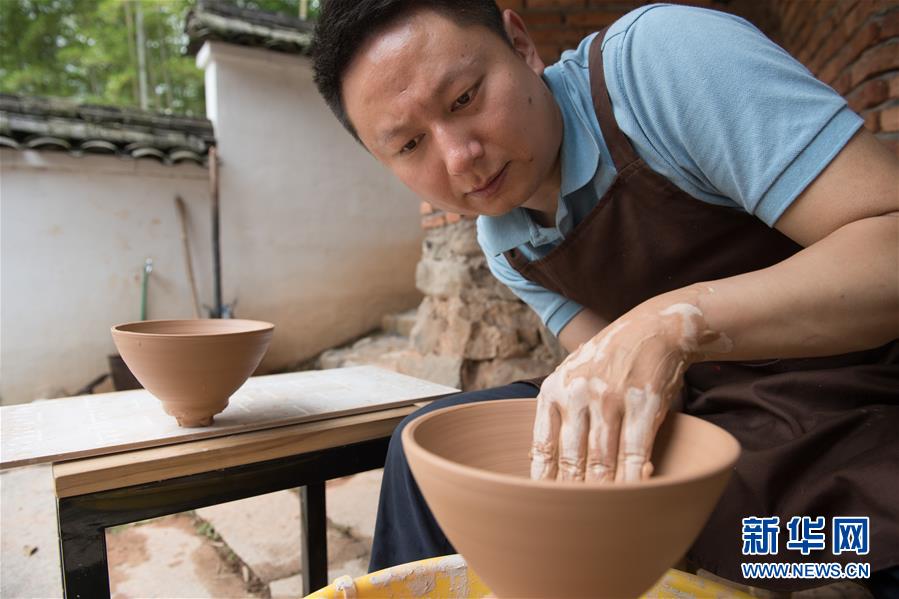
[305,554,753,598]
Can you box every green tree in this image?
[0,0,318,117]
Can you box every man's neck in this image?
[521,155,562,228]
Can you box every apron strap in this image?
[589,28,640,171]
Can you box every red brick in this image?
[834,0,861,23]
[847,19,882,61]
[445,212,463,224]
[819,19,881,83]
[825,21,880,81]
[781,1,807,41]
[587,0,641,8]
[799,14,838,66]
[881,7,899,38]
[809,24,849,75]
[889,74,899,97]
[564,10,624,27]
[880,104,899,131]
[526,0,586,8]
[842,0,882,37]
[833,70,853,95]
[665,0,714,5]
[536,43,561,63]
[818,53,844,85]
[851,42,899,86]
[863,109,881,131]
[847,77,889,111]
[528,27,587,45]
[420,201,434,215]
[421,213,447,229]
[523,11,564,27]
[790,12,818,52]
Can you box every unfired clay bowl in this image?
[111,319,274,427]
[402,399,741,599]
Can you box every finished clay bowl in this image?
[403,399,741,599]
[111,319,274,427]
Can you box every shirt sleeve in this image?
[603,4,863,226]
[484,251,584,337]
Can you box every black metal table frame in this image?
[57,436,390,598]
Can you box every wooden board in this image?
[2,366,457,469]
[53,405,418,497]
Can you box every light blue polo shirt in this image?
[477,3,863,336]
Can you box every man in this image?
[312,1,899,594]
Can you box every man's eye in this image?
[452,89,474,111]
[400,137,419,154]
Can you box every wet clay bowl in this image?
[402,399,741,599]
[111,319,274,427]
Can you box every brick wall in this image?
[767,0,899,155]
[420,0,899,228]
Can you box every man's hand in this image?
[530,302,731,483]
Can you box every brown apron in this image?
[504,34,899,590]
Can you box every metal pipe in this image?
[209,146,222,318]
[140,258,153,321]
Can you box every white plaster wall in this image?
[198,42,423,372]
[0,150,214,404]
[0,43,422,405]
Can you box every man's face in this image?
[342,9,562,217]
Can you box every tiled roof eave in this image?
[185,0,314,56]
[3,113,210,154]
[0,95,214,166]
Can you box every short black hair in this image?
[312,0,509,142]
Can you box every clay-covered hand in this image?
[530,303,731,483]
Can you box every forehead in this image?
[341,10,505,146]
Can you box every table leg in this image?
[57,497,111,599]
[55,437,390,598]
[301,482,328,595]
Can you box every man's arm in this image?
[557,308,607,353]
[531,129,898,484]
[666,127,898,361]
[557,130,897,361]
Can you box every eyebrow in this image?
[378,58,477,148]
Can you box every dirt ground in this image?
[107,513,265,599]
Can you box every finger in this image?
[558,406,589,481]
[586,398,621,483]
[616,385,665,483]
[530,395,560,480]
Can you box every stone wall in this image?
[412,220,565,390]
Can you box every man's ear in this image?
[502,9,546,75]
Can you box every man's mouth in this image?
[468,162,510,199]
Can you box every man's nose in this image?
[437,126,484,176]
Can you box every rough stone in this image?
[381,309,418,337]
[0,465,63,599]
[412,295,555,362]
[381,350,462,389]
[463,355,557,391]
[421,219,482,259]
[415,257,473,298]
[318,333,410,370]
